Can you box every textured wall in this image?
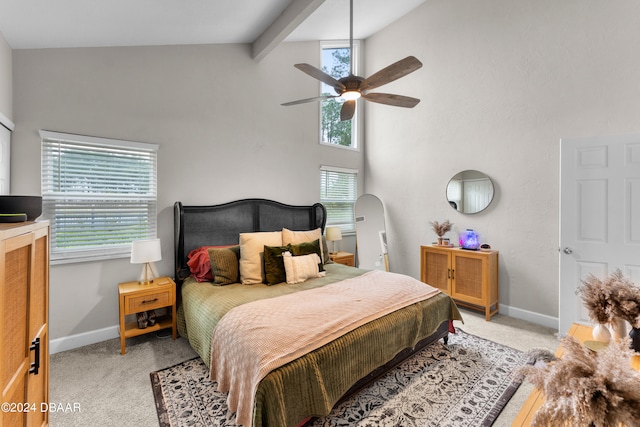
[363,0,640,323]
[0,31,11,121]
[13,42,363,341]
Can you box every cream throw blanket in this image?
[209,269,440,427]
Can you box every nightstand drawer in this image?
[330,252,355,266]
[126,290,171,312]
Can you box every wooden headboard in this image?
[173,199,327,284]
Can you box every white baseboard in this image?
[499,304,559,330]
[50,325,119,354]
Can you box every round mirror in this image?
[446,170,495,214]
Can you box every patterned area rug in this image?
[150,329,529,427]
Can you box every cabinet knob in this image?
[563,247,573,255]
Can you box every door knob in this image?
[563,247,573,254]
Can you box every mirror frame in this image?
[446,170,495,214]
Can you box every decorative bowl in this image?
[0,195,43,221]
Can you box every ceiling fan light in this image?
[341,90,361,101]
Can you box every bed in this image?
[173,199,463,427]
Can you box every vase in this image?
[630,327,640,353]
[609,318,628,342]
[592,323,611,343]
[437,237,443,245]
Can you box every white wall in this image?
[0,31,12,121]
[14,0,640,347]
[12,42,363,346]
[363,0,640,324]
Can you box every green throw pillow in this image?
[208,246,240,285]
[290,239,325,272]
[263,244,291,285]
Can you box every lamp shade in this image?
[326,226,342,242]
[130,239,162,264]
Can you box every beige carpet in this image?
[49,308,558,427]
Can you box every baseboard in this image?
[499,304,559,330]
[50,325,119,354]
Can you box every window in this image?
[40,130,158,263]
[320,166,358,234]
[320,40,359,149]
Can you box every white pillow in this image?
[282,251,324,284]
[282,227,326,263]
[239,231,282,284]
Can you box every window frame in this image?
[320,165,358,234]
[319,40,361,151]
[40,130,159,264]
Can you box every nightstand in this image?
[118,276,177,355]
[330,251,355,267]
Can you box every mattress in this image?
[177,263,462,426]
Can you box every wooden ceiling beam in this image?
[251,0,325,62]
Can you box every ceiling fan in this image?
[282,0,423,121]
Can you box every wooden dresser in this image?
[0,221,50,427]
[420,245,499,320]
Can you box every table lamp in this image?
[130,238,162,284]
[325,226,342,254]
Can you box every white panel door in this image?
[463,178,493,214]
[0,124,10,194]
[559,134,640,334]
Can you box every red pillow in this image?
[187,245,235,282]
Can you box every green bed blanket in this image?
[177,263,462,427]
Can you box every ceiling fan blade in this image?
[282,95,338,106]
[363,93,421,108]
[360,56,423,91]
[340,100,356,121]
[294,63,346,92]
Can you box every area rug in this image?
[150,329,529,427]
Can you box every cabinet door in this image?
[420,247,451,292]
[451,252,485,305]
[0,228,49,427]
[27,230,49,427]
[1,233,33,427]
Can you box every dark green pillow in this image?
[290,239,325,272]
[263,244,291,285]
[208,246,240,285]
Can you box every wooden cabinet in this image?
[330,251,355,267]
[118,276,177,355]
[420,245,498,320]
[1,221,50,427]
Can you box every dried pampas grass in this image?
[430,220,453,237]
[518,336,640,427]
[578,269,640,328]
[578,272,618,324]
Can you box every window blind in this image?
[320,166,358,233]
[40,130,158,263]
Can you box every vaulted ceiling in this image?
[0,0,426,60]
